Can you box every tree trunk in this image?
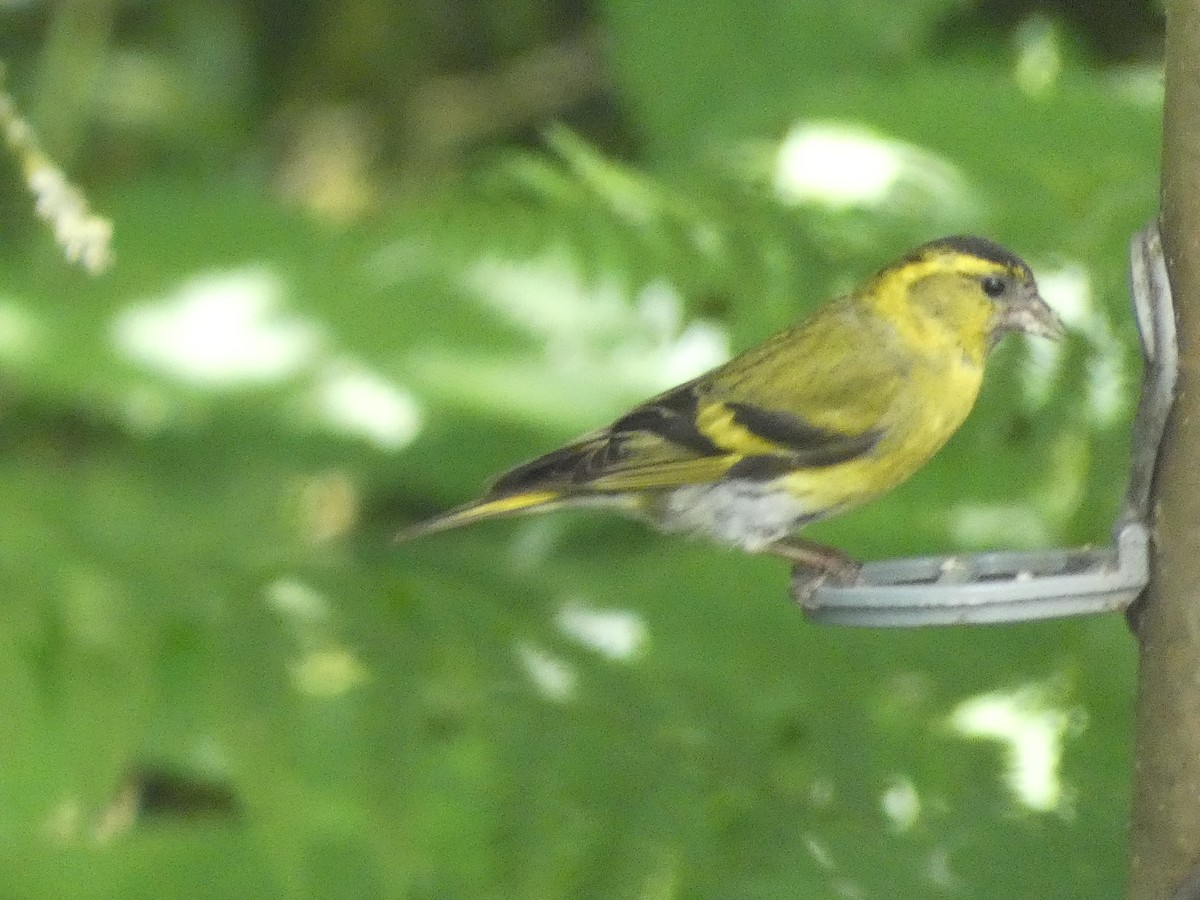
[1128,2,1200,897]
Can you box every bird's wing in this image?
[488,375,883,497]
[488,298,908,497]
[486,377,732,496]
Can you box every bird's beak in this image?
[998,283,1065,340]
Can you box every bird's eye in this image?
[981,275,1007,298]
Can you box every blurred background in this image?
[0,0,1162,897]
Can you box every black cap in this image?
[917,235,1031,274]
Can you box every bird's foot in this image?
[765,539,862,608]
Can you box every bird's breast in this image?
[782,354,984,514]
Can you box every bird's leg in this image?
[764,537,861,578]
[764,538,862,607]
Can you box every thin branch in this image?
[0,70,112,274]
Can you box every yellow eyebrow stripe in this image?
[888,254,1011,287]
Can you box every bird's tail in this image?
[394,490,564,542]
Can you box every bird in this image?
[397,236,1064,584]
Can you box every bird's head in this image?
[871,235,1065,358]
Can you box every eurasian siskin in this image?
[399,236,1064,580]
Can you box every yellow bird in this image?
[398,236,1064,580]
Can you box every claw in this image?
[792,561,863,604]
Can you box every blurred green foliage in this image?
[0,0,1161,897]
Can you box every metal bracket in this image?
[799,223,1176,626]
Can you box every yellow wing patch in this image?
[695,401,779,455]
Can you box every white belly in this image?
[658,480,814,553]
